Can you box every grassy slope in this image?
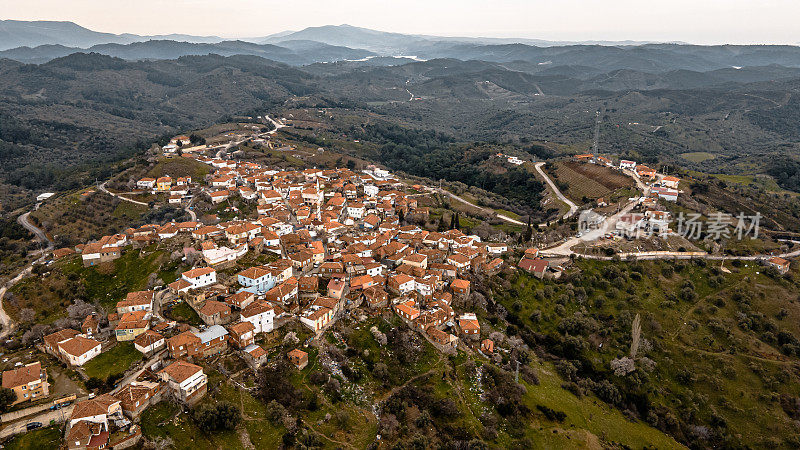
[63,246,170,310]
[496,259,800,448]
[2,425,62,450]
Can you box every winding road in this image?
[533,162,578,220]
[98,182,149,206]
[0,208,56,339]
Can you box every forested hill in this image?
[4,50,800,212]
[0,53,315,194]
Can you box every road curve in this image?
[1,209,55,339]
[17,210,54,251]
[533,162,578,220]
[98,182,149,206]
[434,188,526,226]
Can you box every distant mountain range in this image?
[0,20,663,52]
[0,20,223,50]
[3,20,800,74]
[0,39,375,65]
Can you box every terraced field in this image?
[549,161,634,202]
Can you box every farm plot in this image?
[550,161,634,202]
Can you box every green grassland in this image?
[9,246,179,323]
[62,246,171,309]
[145,157,212,182]
[492,258,800,448]
[83,342,143,380]
[165,302,203,326]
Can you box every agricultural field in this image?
[548,160,634,203]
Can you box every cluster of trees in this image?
[191,402,241,431]
[358,123,544,213]
[767,157,800,193]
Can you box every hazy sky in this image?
[4,0,799,44]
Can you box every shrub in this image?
[192,402,241,431]
[536,405,567,422]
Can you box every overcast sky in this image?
[4,0,799,44]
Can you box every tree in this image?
[189,134,206,145]
[523,216,533,243]
[0,388,17,413]
[192,402,241,431]
[437,214,447,232]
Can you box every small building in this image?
[765,256,791,275]
[481,339,494,354]
[518,257,549,279]
[58,336,102,366]
[198,300,232,325]
[450,279,471,297]
[133,330,166,355]
[228,321,256,349]
[458,313,481,337]
[114,310,150,341]
[243,344,267,368]
[288,349,308,370]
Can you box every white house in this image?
[240,302,275,334]
[620,160,636,170]
[364,184,379,197]
[133,330,166,355]
[237,266,276,294]
[158,360,207,404]
[181,267,217,289]
[651,187,678,202]
[58,336,102,366]
[116,290,154,315]
[486,243,508,255]
[347,203,366,219]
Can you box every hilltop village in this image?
[4,127,518,448]
[2,119,795,449]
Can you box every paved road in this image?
[541,200,637,256]
[17,210,54,251]
[533,162,578,220]
[184,196,197,221]
[263,115,286,134]
[622,168,649,193]
[0,405,73,438]
[98,182,149,206]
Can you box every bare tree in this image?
[630,313,641,358]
